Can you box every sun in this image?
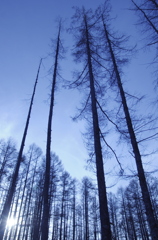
[7,217,16,228]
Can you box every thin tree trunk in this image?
[13,150,33,240]
[84,181,89,240]
[0,59,42,240]
[84,14,112,240]
[6,175,23,240]
[23,151,39,240]
[121,191,131,239]
[17,149,39,240]
[41,23,61,240]
[102,16,158,239]
[59,184,65,240]
[16,188,29,240]
[31,178,43,240]
[127,201,137,240]
[72,184,76,240]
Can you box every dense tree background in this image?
[0,138,158,239]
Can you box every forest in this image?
[0,0,158,239]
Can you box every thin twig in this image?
[100,129,124,173]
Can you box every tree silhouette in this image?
[69,7,112,239]
[41,21,62,240]
[99,6,158,238]
[0,59,42,240]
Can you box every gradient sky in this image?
[0,0,157,185]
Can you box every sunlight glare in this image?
[7,217,16,227]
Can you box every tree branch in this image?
[99,129,124,173]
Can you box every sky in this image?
[0,0,157,187]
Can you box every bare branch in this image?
[96,99,127,137]
[68,63,88,88]
[138,132,158,143]
[99,129,124,173]
[72,92,91,121]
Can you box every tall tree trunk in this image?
[84,14,112,240]
[31,176,44,240]
[72,184,76,240]
[83,180,89,240]
[127,201,137,240]
[102,16,158,239]
[121,190,131,240]
[0,59,42,240]
[12,149,33,240]
[6,175,23,240]
[41,23,61,240]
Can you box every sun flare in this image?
[7,217,16,227]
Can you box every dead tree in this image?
[70,8,112,240]
[0,59,42,240]
[40,22,62,240]
[100,9,158,239]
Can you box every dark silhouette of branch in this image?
[99,129,124,173]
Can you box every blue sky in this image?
[0,0,157,184]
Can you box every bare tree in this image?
[94,3,158,238]
[0,59,42,240]
[0,139,17,185]
[41,21,63,240]
[69,7,112,239]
